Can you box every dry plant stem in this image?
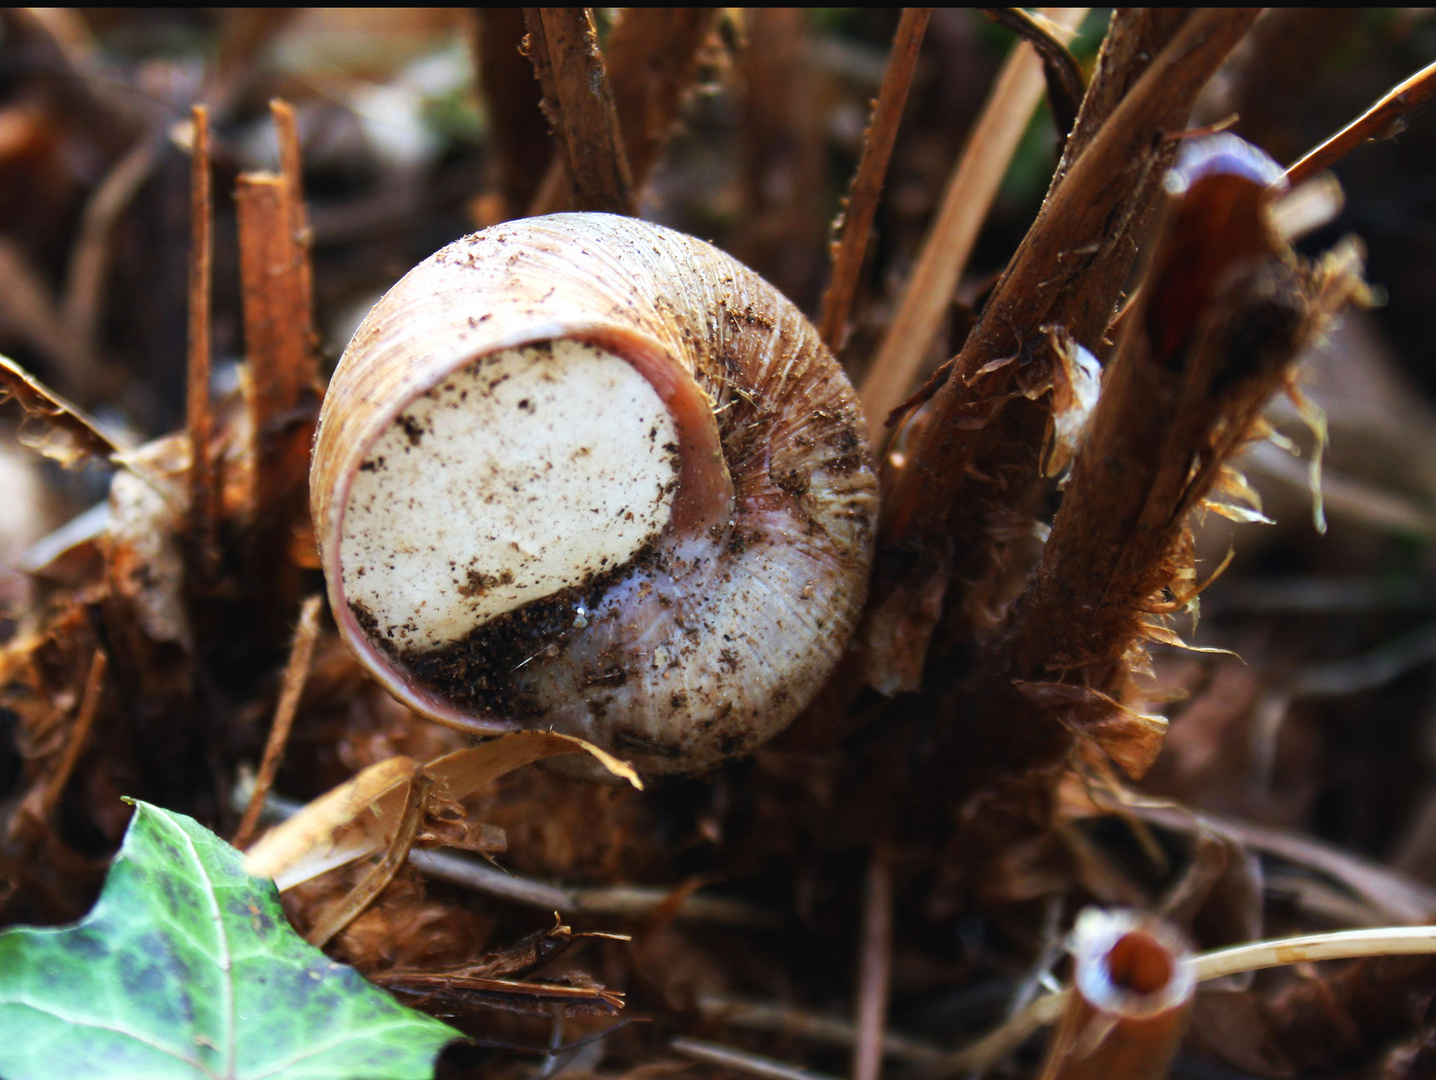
[1001,192,1309,739]
[1124,801,1436,926]
[523,8,637,217]
[698,997,952,1069]
[186,105,217,581]
[232,596,323,850]
[247,790,775,927]
[853,844,894,1080]
[672,1036,841,1080]
[604,7,719,189]
[62,133,159,380]
[1036,911,1194,1080]
[950,925,1436,1075]
[530,8,717,218]
[1286,59,1436,185]
[474,9,553,218]
[38,649,107,820]
[238,102,320,534]
[867,10,1257,689]
[306,773,432,948]
[983,8,1086,138]
[857,7,1087,444]
[271,99,315,362]
[818,8,930,351]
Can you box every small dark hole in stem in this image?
[1105,931,1173,994]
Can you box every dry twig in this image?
[853,844,894,1080]
[818,8,930,351]
[38,648,108,822]
[857,7,1087,445]
[523,8,637,217]
[185,104,218,582]
[233,595,323,849]
[1286,59,1436,185]
[864,9,1259,691]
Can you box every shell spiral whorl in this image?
[311,213,878,775]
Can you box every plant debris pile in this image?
[3,9,1436,1080]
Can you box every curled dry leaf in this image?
[245,730,642,890]
[0,352,124,467]
[104,433,192,650]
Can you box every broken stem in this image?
[818,7,930,351]
[1036,909,1194,1080]
[524,7,637,217]
[1286,59,1436,185]
[233,595,323,849]
[858,7,1087,444]
[39,648,108,821]
[186,104,217,580]
[947,922,1436,1075]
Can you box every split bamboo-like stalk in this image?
[1037,909,1194,1080]
[523,7,636,217]
[185,104,217,583]
[818,7,930,352]
[864,10,1257,691]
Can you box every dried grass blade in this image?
[858,7,1087,444]
[244,730,639,890]
[818,8,930,351]
[186,104,217,575]
[305,774,432,947]
[1286,59,1436,185]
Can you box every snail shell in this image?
[311,213,877,776]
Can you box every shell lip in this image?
[321,320,729,735]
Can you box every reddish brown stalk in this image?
[233,595,323,850]
[995,173,1321,775]
[605,8,720,191]
[236,104,320,616]
[239,109,319,518]
[271,99,315,368]
[186,104,218,583]
[523,8,636,218]
[864,10,1257,692]
[818,8,930,351]
[474,9,553,219]
[858,8,1085,450]
[1037,910,1194,1080]
[38,648,107,821]
[983,8,1086,140]
[852,844,895,1080]
[1286,59,1436,185]
[527,9,716,217]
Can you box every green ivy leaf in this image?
[0,800,461,1080]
